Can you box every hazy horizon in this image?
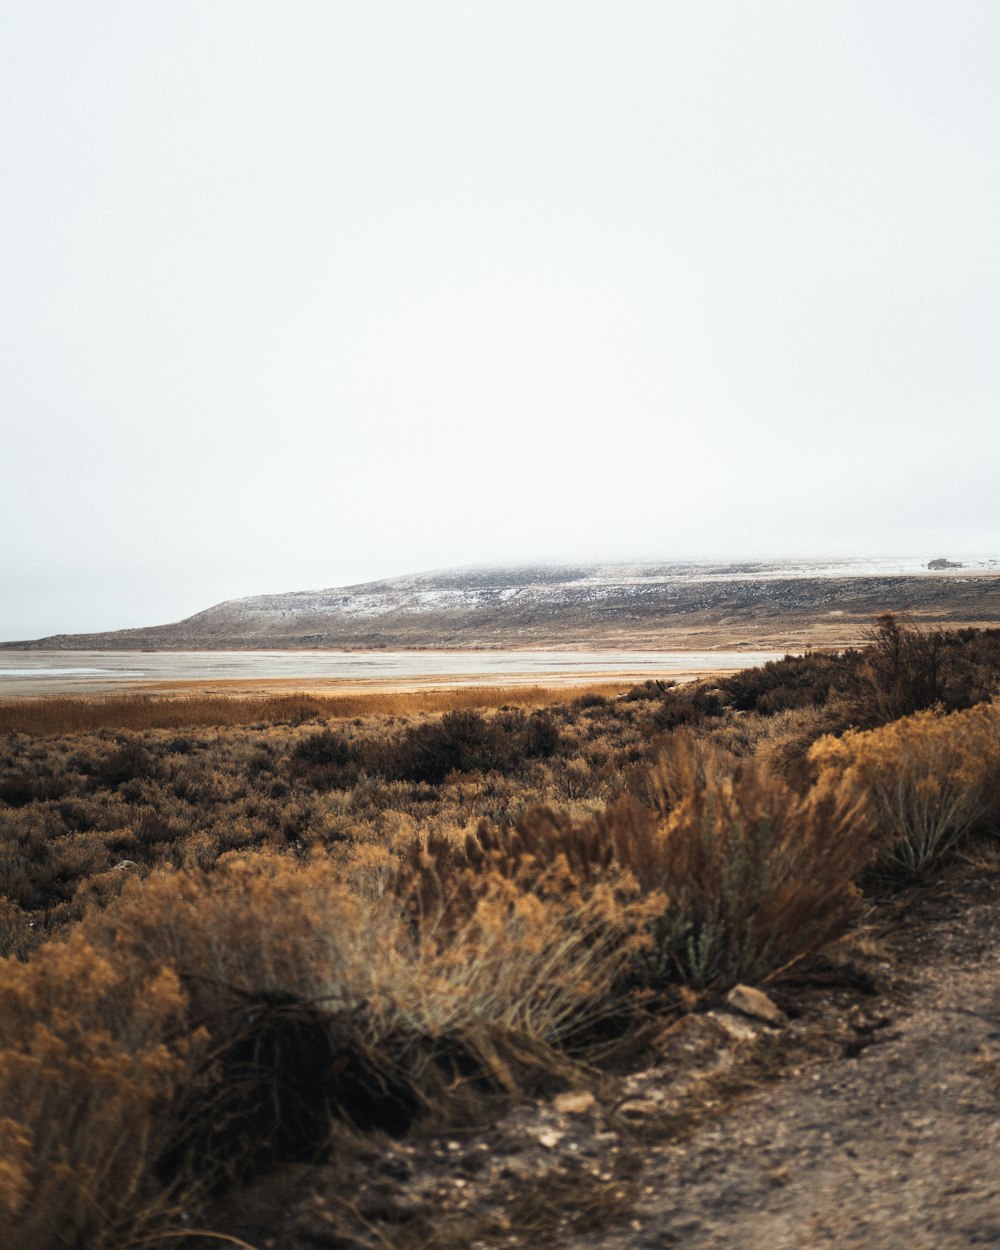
[4,3,998,639]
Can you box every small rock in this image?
[725,984,787,1025]
[553,1090,597,1116]
[536,1129,564,1149]
[709,1011,760,1042]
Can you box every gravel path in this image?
[575,877,1000,1250]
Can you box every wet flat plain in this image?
[0,648,786,697]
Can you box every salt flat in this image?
[0,647,784,698]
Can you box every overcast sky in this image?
[3,2,999,639]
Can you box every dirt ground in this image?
[219,865,1000,1250]
[567,871,1000,1250]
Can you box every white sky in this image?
[2,1,999,639]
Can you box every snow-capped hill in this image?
[6,558,999,651]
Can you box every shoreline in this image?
[0,646,786,699]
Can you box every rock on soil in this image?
[221,870,1000,1250]
[574,873,1000,1250]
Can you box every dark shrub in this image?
[92,741,158,789]
[844,613,998,726]
[246,748,275,778]
[392,711,494,784]
[160,991,422,1189]
[134,811,180,847]
[572,693,608,711]
[287,729,360,789]
[525,711,560,758]
[721,651,857,716]
[55,800,98,833]
[651,685,725,731]
[623,680,669,702]
[0,774,69,807]
[365,710,563,785]
[165,736,196,755]
[291,729,352,768]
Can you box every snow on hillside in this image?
[200,557,999,624]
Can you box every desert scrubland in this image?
[3,616,1000,1248]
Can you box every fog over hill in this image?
[5,559,1000,652]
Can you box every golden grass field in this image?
[0,681,637,736]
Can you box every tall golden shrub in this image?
[0,939,190,1250]
[510,734,873,990]
[809,701,1000,875]
[641,751,871,987]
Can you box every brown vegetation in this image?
[811,701,1000,876]
[0,682,627,737]
[1,617,999,1248]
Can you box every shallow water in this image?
[0,648,785,697]
[0,666,147,678]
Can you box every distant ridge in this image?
[4,559,1000,652]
